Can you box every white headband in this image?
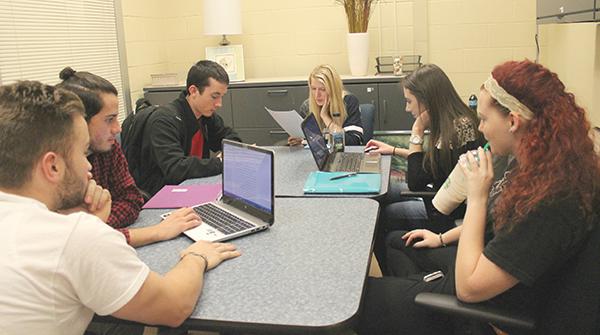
[483,76,534,120]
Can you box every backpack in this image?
[121,98,159,183]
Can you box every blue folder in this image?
[303,171,381,194]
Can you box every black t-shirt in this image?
[483,196,589,314]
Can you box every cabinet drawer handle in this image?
[269,130,287,135]
[267,89,289,95]
[383,100,388,123]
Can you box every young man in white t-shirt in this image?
[0,81,241,335]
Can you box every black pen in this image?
[330,172,357,181]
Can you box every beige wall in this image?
[121,0,538,105]
[426,0,537,98]
[539,23,600,128]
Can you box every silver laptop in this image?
[182,140,275,242]
[301,113,380,173]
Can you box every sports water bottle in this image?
[468,94,478,111]
[330,112,345,152]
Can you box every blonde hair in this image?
[308,64,348,129]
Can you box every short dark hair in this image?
[56,67,118,121]
[186,60,229,95]
[0,81,85,188]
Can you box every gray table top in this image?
[133,197,379,332]
[183,145,391,198]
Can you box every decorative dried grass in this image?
[336,0,378,33]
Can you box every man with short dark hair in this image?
[0,81,240,334]
[57,67,201,247]
[137,60,241,196]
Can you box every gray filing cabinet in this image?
[139,87,233,128]
[143,76,407,145]
[345,83,380,127]
[378,82,411,131]
[537,0,598,23]
[231,85,307,145]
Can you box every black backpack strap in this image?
[135,97,152,112]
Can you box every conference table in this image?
[182,145,392,199]
[104,145,389,333]
[131,197,380,334]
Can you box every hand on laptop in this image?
[181,241,241,271]
[155,207,202,241]
[364,139,394,155]
[288,136,303,146]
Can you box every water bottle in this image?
[468,94,478,111]
[330,112,345,152]
[321,123,332,151]
[331,128,345,153]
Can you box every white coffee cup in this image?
[433,152,510,215]
[432,162,468,215]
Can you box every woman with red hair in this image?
[356,59,600,334]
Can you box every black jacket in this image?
[298,94,364,145]
[138,92,241,196]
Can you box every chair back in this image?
[535,222,600,335]
[359,103,375,142]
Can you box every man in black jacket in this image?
[138,60,241,196]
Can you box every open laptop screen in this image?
[301,114,329,170]
[222,140,273,216]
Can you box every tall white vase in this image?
[347,32,369,76]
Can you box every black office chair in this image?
[359,103,375,142]
[415,223,600,335]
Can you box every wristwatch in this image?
[409,134,424,145]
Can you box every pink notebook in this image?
[142,184,222,209]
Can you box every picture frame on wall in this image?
[205,45,245,82]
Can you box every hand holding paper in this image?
[265,107,305,138]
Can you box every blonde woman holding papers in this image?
[288,64,364,146]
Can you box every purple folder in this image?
[142,184,222,209]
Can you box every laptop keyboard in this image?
[336,153,363,172]
[193,203,255,235]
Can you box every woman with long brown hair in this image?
[368,64,483,190]
[370,64,485,270]
[357,59,600,334]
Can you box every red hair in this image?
[491,60,599,230]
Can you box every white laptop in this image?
[179,140,275,242]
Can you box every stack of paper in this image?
[265,107,304,137]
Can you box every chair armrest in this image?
[414,293,535,330]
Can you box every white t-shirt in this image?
[0,191,150,335]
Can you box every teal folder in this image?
[303,171,381,194]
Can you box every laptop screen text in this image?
[222,142,273,214]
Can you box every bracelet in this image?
[392,146,397,156]
[180,251,209,270]
[438,233,447,247]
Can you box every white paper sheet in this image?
[265,107,305,138]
